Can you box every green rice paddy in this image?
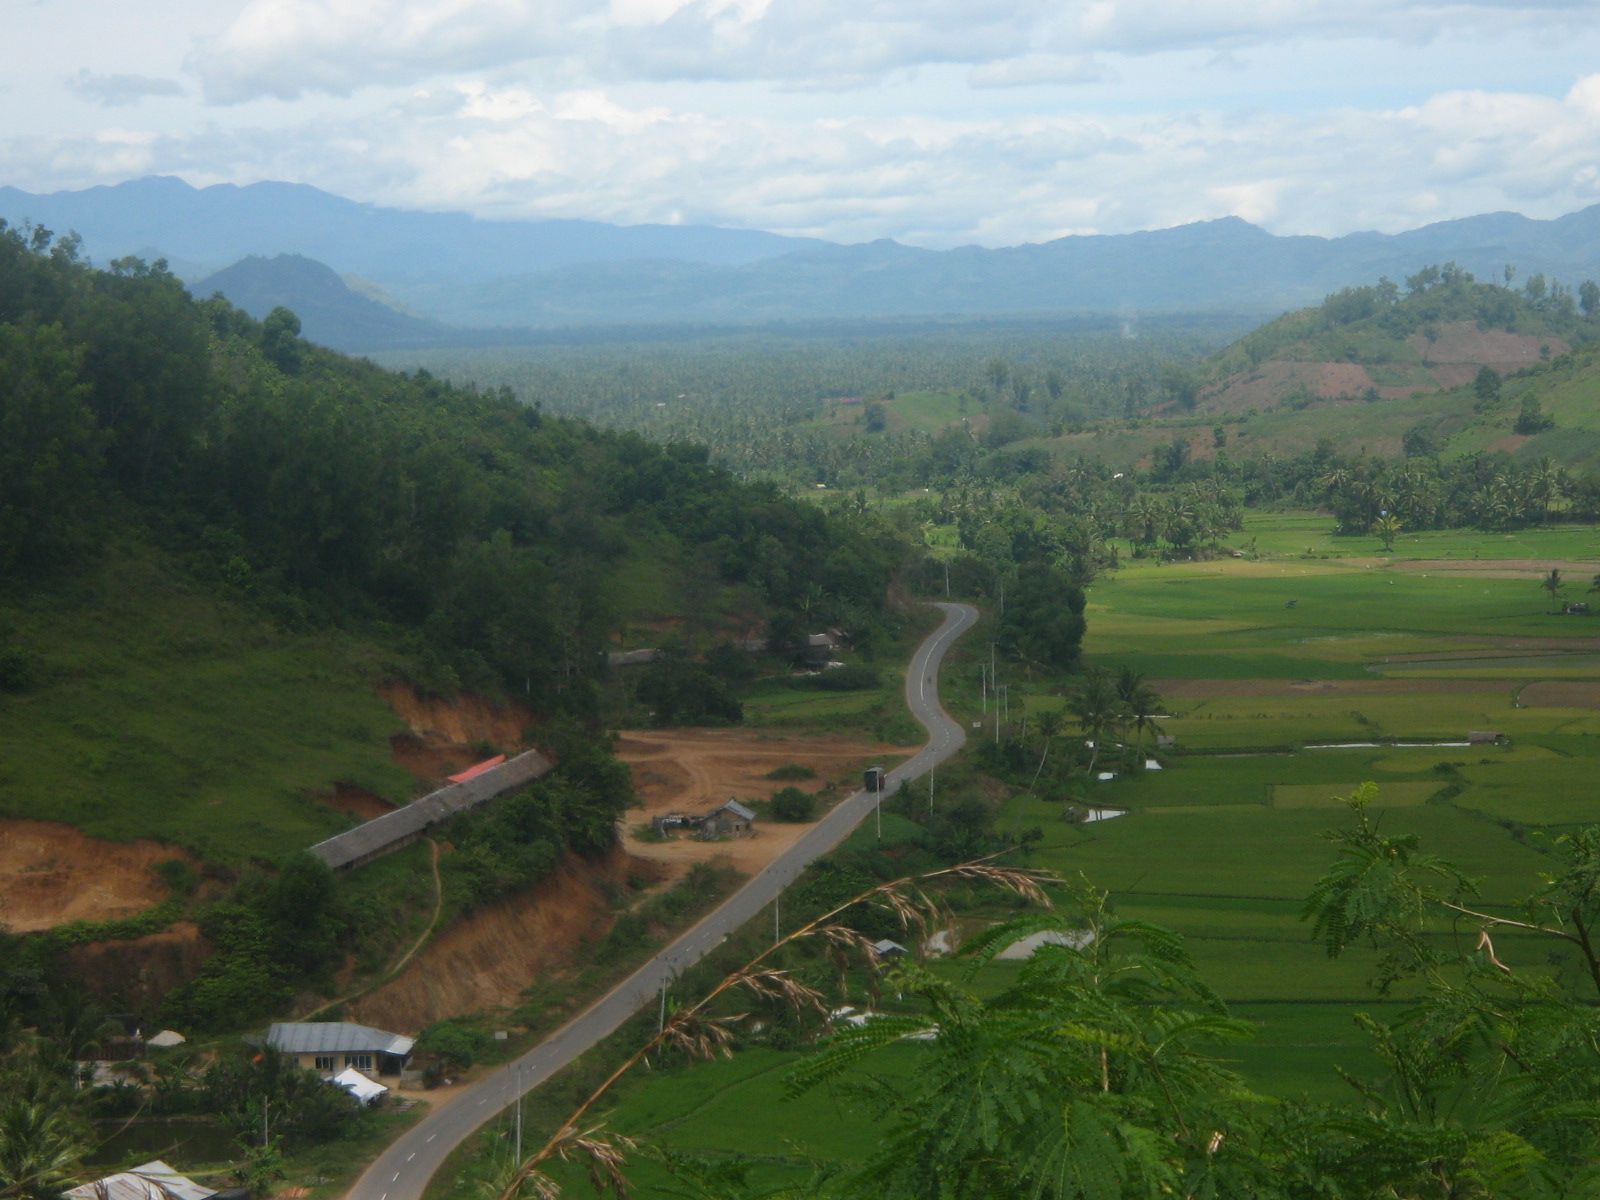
[583,512,1600,1191]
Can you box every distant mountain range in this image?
[9,176,1600,346]
[0,176,815,284]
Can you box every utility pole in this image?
[928,763,935,814]
[774,895,780,946]
[876,788,882,840]
[943,559,950,597]
[515,1067,523,1163]
[658,972,668,1034]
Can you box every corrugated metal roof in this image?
[718,799,756,821]
[265,1022,415,1056]
[309,748,552,870]
[66,1162,214,1200]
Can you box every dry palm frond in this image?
[940,862,1056,907]
[498,854,1066,1200]
[661,1010,739,1060]
[736,968,827,1016]
[811,923,877,958]
[874,883,946,936]
[556,1127,636,1200]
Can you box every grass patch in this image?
[0,547,414,862]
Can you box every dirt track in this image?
[616,729,913,880]
[0,821,186,932]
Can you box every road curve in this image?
[346,601,978,1200]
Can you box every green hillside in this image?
[0,221,912,1039]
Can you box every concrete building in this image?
[265,1022,414,1081]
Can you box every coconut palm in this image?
[1068,667,1127,778]
[1115,668,1165,749]
[1029,709,1066,791]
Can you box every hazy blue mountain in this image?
[11,176,1600,330]
[409,211,1600,326]
[194,254,456,351]
[0,176,821,284]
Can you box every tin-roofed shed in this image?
[309,748,552,871]
[66,1162,215,1200]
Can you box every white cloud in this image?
[13,72,1599,251]
[188,0,1600,103]
[66,71,186,108]
[968,54,1108,88]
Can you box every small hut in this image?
[699,799,755,839]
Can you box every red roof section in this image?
[447,754,506,784]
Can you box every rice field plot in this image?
[1163,694,1600,750]
[1450,756,1600,825]
[1237,511,1600,563]
[1271,780,1441,807]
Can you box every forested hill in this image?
[0,222,905,710]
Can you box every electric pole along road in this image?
[348,600,980,1200]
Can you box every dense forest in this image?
[0,221,912,707]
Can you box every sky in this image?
[7,0,1600,248]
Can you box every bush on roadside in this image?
[770,787,817,822]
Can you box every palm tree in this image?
[1029,709,1066,791]
[1542,568,1566,612]
[0,1094,87,1200]
[1372,514,1402,553]
[1068,667,1126,778]
[1115,668,1165,749]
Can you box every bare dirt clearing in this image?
[617,729,913,881]
[1520,682,1600,708]
[0,821,186,931]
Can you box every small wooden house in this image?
[700,799,756,839]
[1468,731,1509,745]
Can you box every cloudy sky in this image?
[8,0,1600,247]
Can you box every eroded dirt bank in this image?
[350,847,648,1032]
[65,922,212,1015]
[0,820,188,932]
[379,682,538,784]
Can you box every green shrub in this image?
[416,1019,495,1072]
[152,858,200,899]
[0,646,36,692]
[770,787,817,822]
[790,664,879,691]
[766,763,817,781]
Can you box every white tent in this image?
[146,1030,186,1048]
[334,1067,388,1104]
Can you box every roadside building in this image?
[700,799,756,838]
[264,1022,415,1081]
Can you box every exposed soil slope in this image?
[65,922,212,1014]
[350,848,644,1032]
[1200,321,1572,415]
[0,821,186,932]
[379,682,536,784]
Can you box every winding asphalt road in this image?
[345,601,978,1200]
